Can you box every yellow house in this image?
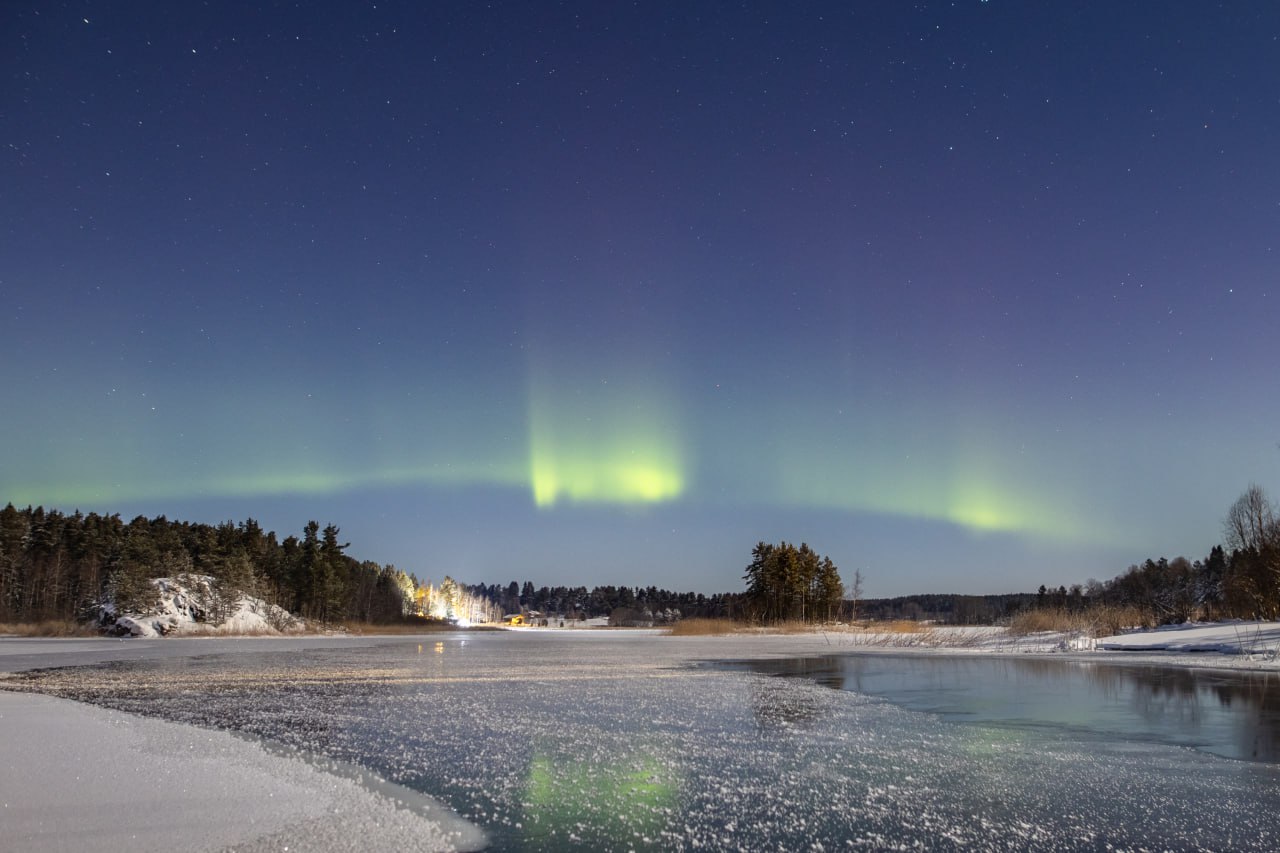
[503,614,526,627]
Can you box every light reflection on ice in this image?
[6,634,1280,851]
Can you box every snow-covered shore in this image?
[799,620,1280,672]
[0,691,484,853]
[0,635,491,853]
[1094,620,1280,656]
[7,618,1280,674]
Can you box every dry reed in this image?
[878,619,929,634]
[665,618,742,636]
[0,620,100,638]
[1006,605,1154,638]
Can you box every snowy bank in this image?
[0,690,484,852]
[805,621,1280,667]
[1095,620,1280,656]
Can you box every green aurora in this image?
[7,379,1109,546]
[527,371,685,508]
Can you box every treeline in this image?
[468,581,743,623]
[742,541,844,623]
[11,482,1275,632]
[1075,547,1260,624]
[0,504,419,625]
[858,549,1260,627]
[1029,484,1280,625]
[863,485,1280,628]
[859,593,1040,624]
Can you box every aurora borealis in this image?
[4,2,1279,594]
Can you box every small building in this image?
[503,614,526,627]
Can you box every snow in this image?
[99,575,304,637]
[1094,620,1280,657]
[815,621,1280,668]
[0,690,485,852]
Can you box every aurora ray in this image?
[527,366,685,507]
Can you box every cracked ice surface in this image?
[5,631,1280,851]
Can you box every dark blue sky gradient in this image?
[5,2,1279,595]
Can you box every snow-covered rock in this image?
[99,575,305,637]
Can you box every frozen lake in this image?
[7,631,1280,851]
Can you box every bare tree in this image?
[1223,485,1280,618]
[1223,484,1279,554]
[847,569,864,623]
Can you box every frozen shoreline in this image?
[0,688,485,853]
[0,636,492,853]
[2,626,1278,851]
[4,620,1280,676]
[817,620,1280,673]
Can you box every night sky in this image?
[5,2,1279,596]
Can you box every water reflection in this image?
[522,747,678,849]
[723,655,1280,763]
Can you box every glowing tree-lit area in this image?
[415,577,502,626]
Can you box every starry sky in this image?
[5,2,1279,596]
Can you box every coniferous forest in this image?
[0,505,416,626]
[0,504,743,627]
[3,483,1278,630]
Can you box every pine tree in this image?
[743,541,841,624]
[816,557,844,622]
[318,524,349,623]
